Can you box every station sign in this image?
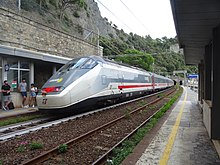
[5,64,9,71]
[188,74,198,79]
[12,80,17,88]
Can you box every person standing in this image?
[19,78,28,108]
[29,83,37,107]
[1,80,11,110]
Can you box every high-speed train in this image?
[37,55,174,113]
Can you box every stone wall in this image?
[0,8,101,59]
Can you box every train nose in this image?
[42,91,47,96]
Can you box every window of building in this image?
[20,61,30,69]
[7,59,30,91]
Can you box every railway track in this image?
[0,110,106,141]
[0,117,62,141]
[18,87,176,165]
[0,88,171,142]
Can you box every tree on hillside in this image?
[36,0,49,9]
[58,0,75,20]
[115,49,154,71]
[57,0,86,20]
[100,36,129,56]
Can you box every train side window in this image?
[145,76,149,83]
[149,76,152,83]
[81,59,97,69]
[101,75,107,85]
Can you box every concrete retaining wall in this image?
[0,8,101,59]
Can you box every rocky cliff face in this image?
[82,0,118,38]
[0,0,117,40]
[0,0,113,58]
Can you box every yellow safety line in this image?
[159,88,187,165]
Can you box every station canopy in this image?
[170,0,220,65]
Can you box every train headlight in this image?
[42,90,47,96]
[55,86,65,92]
[42,86,65,93]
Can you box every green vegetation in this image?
[19,0,88,35]
[16,141,43,152]
[108,87,183,165]
[11,0,197,74]
[21,0,41,12]
[16,141,29,153]
[126,106,132,111]
[73,11,80,18]
[124,110,131,120]
[76,24,83,35]
[158,93,165,98]
[58,144,68,153]
[22,0,87,18]
[17,145,26,153]
[0,114,44,127]
[115,49,154,71]
[100,35,198,75]
[30,141,44,150]
[138,100,146,106]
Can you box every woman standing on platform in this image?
[29,83,37,107]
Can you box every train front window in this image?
[58,58,88,72]
[81,58,97,69]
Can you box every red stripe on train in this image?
[154,83,167,86]
[118,83,171,89]
[118,84,153,89]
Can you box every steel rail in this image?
[0,111,39,121]
[0,87,173,141]
[21,88,175,165]
[92,89,175,164]
[0,117,50,133]
[0,110,100,141]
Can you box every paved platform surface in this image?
[0,107,38,119]
[128,87,220,165]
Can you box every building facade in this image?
[0,45,71,108]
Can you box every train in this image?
[36,55,174,113]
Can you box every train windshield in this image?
[81,58,97,69]
[58,57,88,72]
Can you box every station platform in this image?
[0,106,38,119]
[123,87,220,165]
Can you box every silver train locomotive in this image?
[37,55,174,113]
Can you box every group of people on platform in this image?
[1,79,38,111]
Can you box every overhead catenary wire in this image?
[99,39,122,55]
[95,0,134,32]
[119,0,151,35]
[32,0,124,55]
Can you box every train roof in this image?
[81,55,146,72]
[103,57,147,72]
[81,55,172,81]
[83,55,106,63]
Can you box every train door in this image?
[0,58,2,109]
[152,73,155,91]
[118,72,124,93]
[0,67,2,109]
